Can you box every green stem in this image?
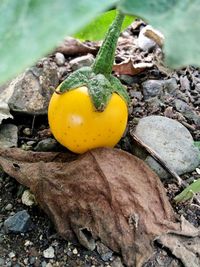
[92,11,125,77]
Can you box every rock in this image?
[8,252,15,259]
[72,248,78,255]
[69,54,94,71]
[0,100,13,125]
[0,258,5,266]
[142,78,178,100]
[163,78,178,94]
[4,210,32,233]
[29,256,36,264]
[0,82,15,125]
[5,60,59,115]
[142,80,163,99]
[134,116,200,178]
[174,99,200,126]
[180,76,191,91]
[0,124,18,148]
[138,25,164,51]
[111,257,124,267]
[119,75,137,85]
[96,241,113,262]
[23,128,32,136]
[34,138,58,152]
[41,261,47,267]
[43,246,55,259]
[4,203,13,211]
[55,52,65,66]
[21,190,36,206]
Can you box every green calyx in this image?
[59,67,129,111]
[57,11,130,111]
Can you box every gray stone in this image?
[111,257,124,267]
[34,138,58,152]
[29,256,36,265]
[43,246,55,259]
[69,54,94,71]
[142,78,178,100]
[142,80,163,99]
[0,124,18,148]
[55,52,65,66]
[134,116,200,179]
[41,261,47,267]
[4,210,32,233]
[8,252,15,258]
[180,76,191,91]
[0,258,5,266]
[6,60,59,115]
[96,241,113,261]
[23,128,32,136]
[174,99,200,126]
[4,203,13,211]
[119,75,137,85]
[0,83,14,125]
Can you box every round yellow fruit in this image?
[48,86,128,153]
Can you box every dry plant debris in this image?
[0,147,199,267]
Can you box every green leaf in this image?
[74,9,135,41]
[174,179,200,203]
[0,0,117,85]
[119,0,200,68]
[194,141,200,151]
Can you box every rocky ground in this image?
[0,22,200,267]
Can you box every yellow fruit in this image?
[48,86,128,153]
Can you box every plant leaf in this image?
[0,0,117,85]
[119,0,200,68]
[194,141,200,151]
[74,9,135,41]
[174,179,200,203]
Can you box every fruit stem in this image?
[92,10,125,77]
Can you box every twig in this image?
[131,132,186,187]
[31,115,36,135]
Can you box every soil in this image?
[0,23,199,267]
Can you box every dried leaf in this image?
[113,58,153,75]
[0,147,199,267]
[56,37,98,56]
[156,217,200,267]
[143,27,164,47]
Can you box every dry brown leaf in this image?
[56,37,98,56]
[0,147,199,267]
[113,58,153,75]
[156,216,200,267]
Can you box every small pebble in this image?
[24,240,33,247]
[23,128,32,136]
[43,246,55,259]
[8,252,15,258]
[55,52,65,66]
[72,248,78,255]
[34,138,58,152]
[21,190,36,206]
[0,258,5,266]
[24,258,29,265]
[69,54,94,71]
[4,210,32,233]
[41,261,47,267]
[5,203,13,211]
[29,256,36,264]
